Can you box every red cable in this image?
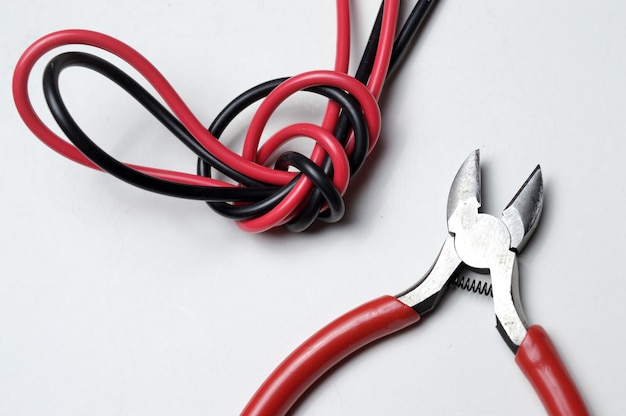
[238,70,381,231]
[319,0,350,132]
[12,0,400,232]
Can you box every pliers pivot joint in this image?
[397,149,542,352]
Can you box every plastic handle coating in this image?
[241,295,420,416]
[515,325,589,416]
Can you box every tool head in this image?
[447,149,481,235]
[397,150,544,347]
[501,165,543,252]
[446,150,544,254]
[439,150,543,350]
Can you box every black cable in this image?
[287,0,439,231]
[202,80,369,220]
[284,2,387,231]
[276,152,345,223]
[43,52,274,201]
[43,53,368,207]
[198,78,370,183]
[389,0,438,74]
[42,1,439,230]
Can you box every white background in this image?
[1,1,625,415]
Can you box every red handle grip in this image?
[241,295,420,416]
[515,325,589,416]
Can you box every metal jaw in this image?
[397,150,543,352]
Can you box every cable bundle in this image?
[13,1,436,232]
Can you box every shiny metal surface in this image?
[447,149,481,235]
[398,150,543,349]
[452,208,529,348]
[396,237,462,315]
[501,165,543,252]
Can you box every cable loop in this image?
[12,0,438,232]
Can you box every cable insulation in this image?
[13,0,437,231]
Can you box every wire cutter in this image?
[242,150,589,416]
